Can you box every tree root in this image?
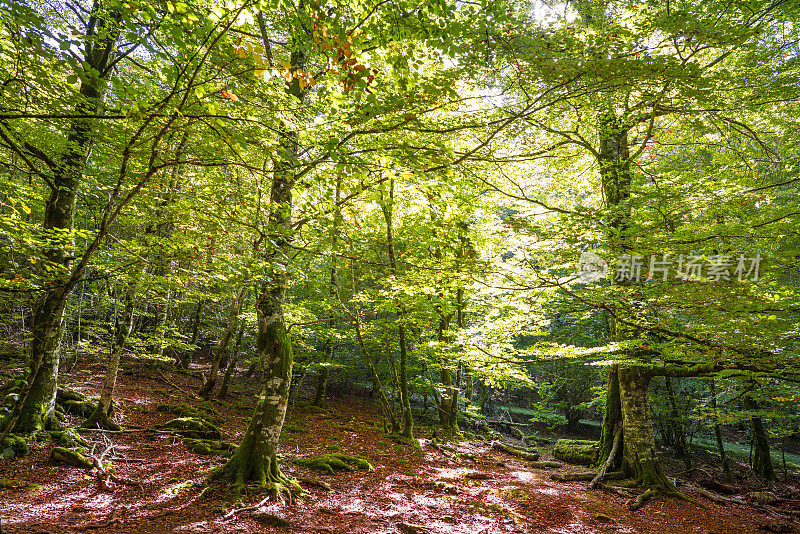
[590,426,621,489]
[81,405,121,432]
[221,478,302,519]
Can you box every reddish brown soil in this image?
[1,358,797,534]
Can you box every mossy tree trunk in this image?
[745,396,775,481]
[598,365,623,470]
[214,15,305,495]
[8,2,121,436]
[618,365,679,494]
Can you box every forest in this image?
[0,0,799,532]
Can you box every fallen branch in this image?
[690,485,731,504]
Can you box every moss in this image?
[49,428,86,448]
[183,438,236,456]
[156,404,219,425]
[282,421,304,433]
[0,434,28,458]
[552,439,599,466]
[293,453,374,474]
[325,444,343,452]
[300,405,329,414]
[58,399,96,417]
[0,478,41,492]
[159,417,222,439]
[50,447,93,469]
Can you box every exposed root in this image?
[81,405,121,432]
[589,425,621,489]
[628,488,656,511]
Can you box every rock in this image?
[1,435,28,458]
[159,417,222,439]
[552,439,599,466]
[50,447,92,469]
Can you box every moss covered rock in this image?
[159,417,222,439]
[156,404,219,425]
[552,439,599,466]
[50,447,93,469]
[49,428,87,448]
[58,399,96,417]
[0,434,28,459]
[294,453,374,474]
[183,438,236,456]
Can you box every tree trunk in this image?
[381,177,413,439]
[664,377,692,470]
[215,17,304,493]
[83,279,136,430]
[8,1,121,435]
[709,379,733,482]
[218,321,245,399]
[745,396,775,481]
[618,366,678,494]
[598,365,623,469]
[199,288,245,399]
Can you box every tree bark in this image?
[9,1,121,435]
[618,365,678,494]
[745,396,775,481]
[214,15,305,492]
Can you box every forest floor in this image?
[1,354,799,534]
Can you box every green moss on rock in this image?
[0,434,28,458]
[156,404,219,425]
[50,447,93,469]
[294,453,374,474]
[159,417,222,439]
[552,439,599,466]
[183,438,236,456]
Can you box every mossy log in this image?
[491,441,539,461]
[0,434,28,458]
[50,446,93,469]
[159,417,222,439]
[552,439,599,466]
[183,438,236,456]
[293,453,374,474]
[56,388,87,403]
